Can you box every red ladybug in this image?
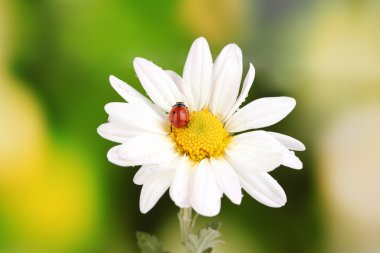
[169,102,189,130]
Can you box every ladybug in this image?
[169,102,189,131]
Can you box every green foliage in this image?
[136,231,170,253]
[185,222,223,253]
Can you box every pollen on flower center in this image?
[170,109,231,162]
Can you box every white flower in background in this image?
[98,37,305,217]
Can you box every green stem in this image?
[178,208,197,253]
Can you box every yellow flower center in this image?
[170,109,231,162]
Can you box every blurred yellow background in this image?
[1,0,379,252]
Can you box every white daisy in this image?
[98,37,305,217]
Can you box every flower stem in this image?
[178,208,197,252]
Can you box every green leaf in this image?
[136,231,170,253]
[185,224,223,253]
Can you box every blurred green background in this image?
[1,0,380,252]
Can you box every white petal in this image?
[223,63,255,123]
[107,145,135,167]
[109,75,165,118]
[134,57,183,112]
[134,165,156,185]
[119,134,177,166]
[267,132,306,151]
[210,44,243,119]
[226,97,296,132]
[109,75,151,105]
[239,171,287,208]
[190,159,221,217]
[98,122,154,143]
[169,156,192,208]
[166,70,194,111]
[227,153,286,207]
[227,131,284,172]
[266,133,304,170]
[139,170,174,213]
[183,37,213,111]
[210,158,242,205]
[104,102,166,135]
[282,151,303,170]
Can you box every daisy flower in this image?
[98,37,305,217]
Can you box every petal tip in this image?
[249,62,255,72]
[133,56,144,62]
[233,195,243,205]
[133,57,148,68]
[278,192,287,207]
[106,146,127,166]
[194,36,208,44]
[139,206,149,214]
[270,195,287,208]
[193,207,220,217]
[230,43,242,55]
[191,37,211,52]
[109,74,117,81]
[109,75,121,88]
[287,97,297,108]
[96,124,105,137]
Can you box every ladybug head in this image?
[174,102,185,107]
